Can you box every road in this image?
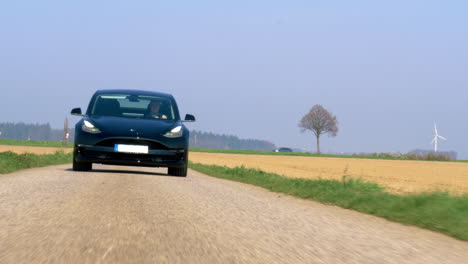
[1,164,467,264]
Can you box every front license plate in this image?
[114,144,149,154]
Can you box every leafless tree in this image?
[299,105,338,154]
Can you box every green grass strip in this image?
[0,151,72,174]
[0,138,73,148]
[189,162,468,241]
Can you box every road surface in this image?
[1,164,467,264]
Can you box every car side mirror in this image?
[71,108,84,117]
[183,114,196,122]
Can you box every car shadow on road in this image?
[65,168,173,177]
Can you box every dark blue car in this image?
[71,89,195,176]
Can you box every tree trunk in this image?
[316,135,321,154]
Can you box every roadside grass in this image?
[0,138,73,148]
[0,151,72,174]
[189,162,468,241]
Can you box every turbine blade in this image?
[434,122,438,135]
[439,136,447,140]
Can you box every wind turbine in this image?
[431,122,447,152]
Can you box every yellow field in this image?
[3,145,467,194]
[0,145,73,154]
[190,152,468,194]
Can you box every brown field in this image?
[190,152,468,194]
[2,145,468,194]
[0,145,73,154]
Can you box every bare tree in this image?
[299,105,338,154]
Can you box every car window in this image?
[91,94,176,120]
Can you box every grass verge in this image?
[0,151,72,174]
[189,162,468,241]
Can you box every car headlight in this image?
[163,126,183,138]
[82,120,101,134]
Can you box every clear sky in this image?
[1,1,467,156]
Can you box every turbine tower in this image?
[431,122,447,152]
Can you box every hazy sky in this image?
[1,1,467,156]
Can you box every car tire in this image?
[168,165,187,177]
[73,157,92,171]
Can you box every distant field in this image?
[192,148,465,162]
[2,139,468,194]
[192,147,392,159]
[190,152,468,194]
[0,145,74,154]
[0,139,463,162]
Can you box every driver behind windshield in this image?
[146,100,168,119]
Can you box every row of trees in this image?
[0,122,276,151]
[190,130,276,151]
[0,122,68,141]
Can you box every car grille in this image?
[96,138,169,150]
[105,152,179,161]
[80,149,184,162]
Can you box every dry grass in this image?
[190,152,468,194]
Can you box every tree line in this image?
[0,122,276,151]
[189,130,276,151]
[0,122,66,141]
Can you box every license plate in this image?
[114,144,149,154]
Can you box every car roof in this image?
[95,89,173,98]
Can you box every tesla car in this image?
[70,89,195,176]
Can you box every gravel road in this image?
[1,164,467,264]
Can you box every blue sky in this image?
[0,1,467,156]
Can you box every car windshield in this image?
[90,94,176,120]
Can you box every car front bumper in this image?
[74,144,187,168]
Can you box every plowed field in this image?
[190,152,468,194]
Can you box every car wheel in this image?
[72,156,92,171]
[168,165,187,177]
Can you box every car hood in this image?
[88,116,180,138]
